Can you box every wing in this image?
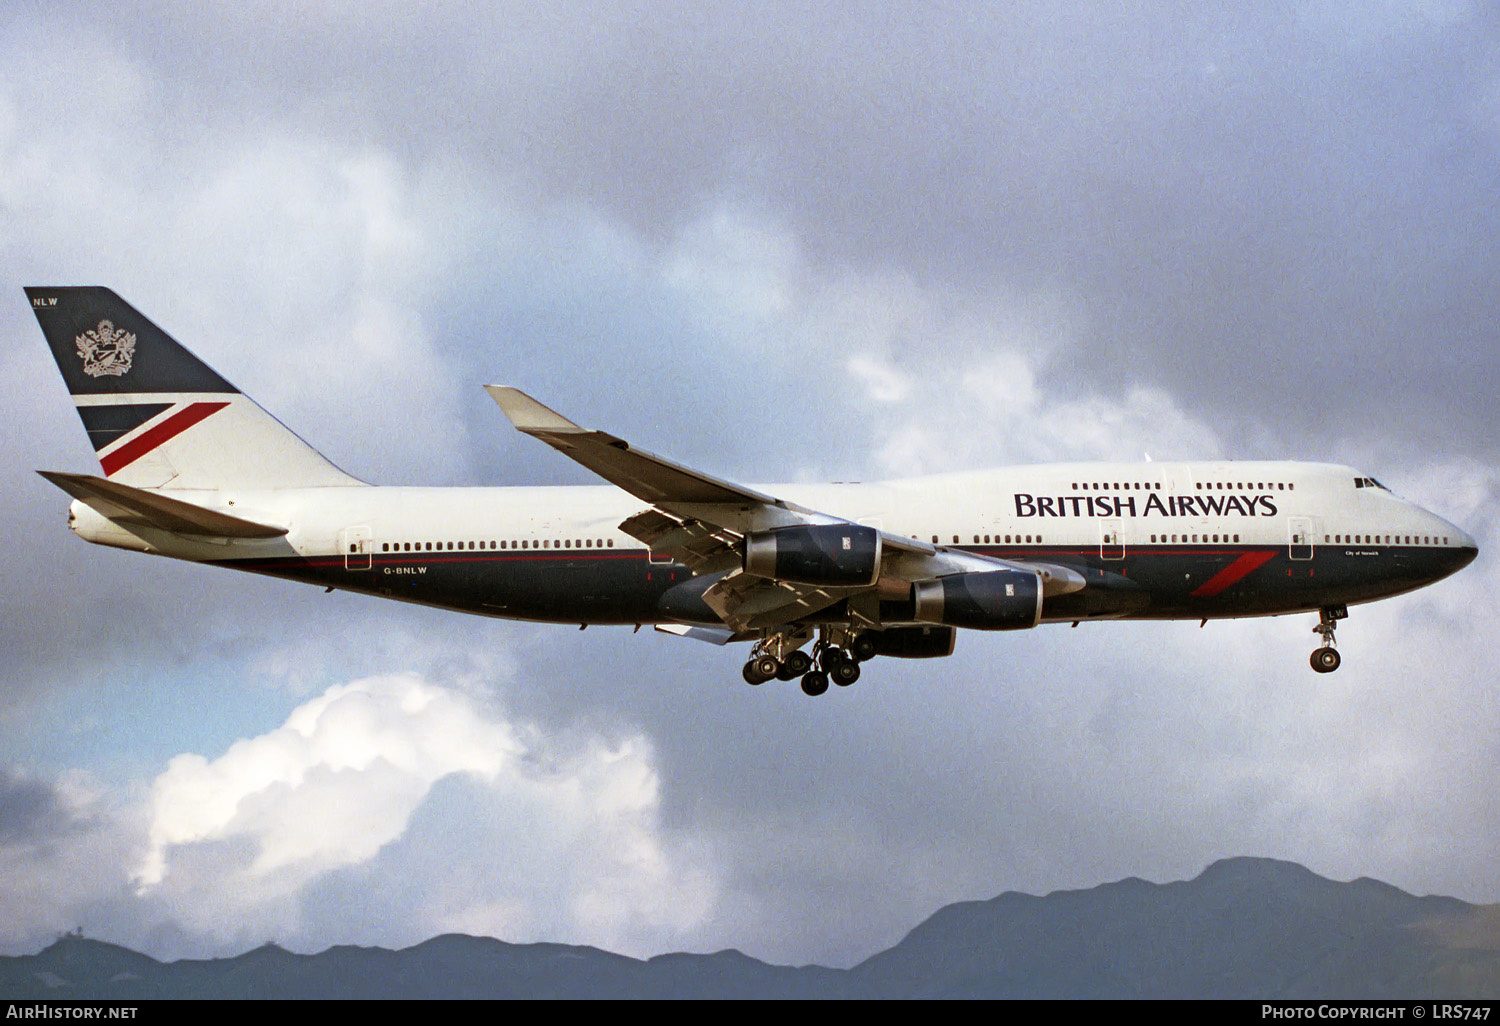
[486,387,1081,631]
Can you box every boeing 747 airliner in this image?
[28,287,1478,695]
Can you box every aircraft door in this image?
[1100,519,1125,560]
[340,526,373,570]
[1288,517,1315,561]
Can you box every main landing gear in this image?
[1310,605,1347,673]
[741,630,869,696]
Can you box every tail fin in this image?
[26,287,360,489]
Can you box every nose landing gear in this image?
[1310,605,1347,673]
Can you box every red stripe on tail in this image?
[99,401,230,476]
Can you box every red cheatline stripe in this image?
[1190,550,1277,597]
[99,401,230,476]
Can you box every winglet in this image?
[484,386,585,435]
[481,385,781,506]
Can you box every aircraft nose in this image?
[1455,527,1479,565]
[1435,520,1479,577]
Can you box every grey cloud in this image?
[0,770,76,844]
[35,2,1492,462]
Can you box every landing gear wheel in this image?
[819,648,846,673]
[851,635,878,662]
[1310,647,1341,674]
[800,671,829,697]
[830,658,861,687]
[743,660,772,686]
[778,651,812,681]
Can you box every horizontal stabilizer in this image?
[37,471,288,538]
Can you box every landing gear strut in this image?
[740,629,872,694]
[1310,605,1346,673]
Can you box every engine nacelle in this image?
[743,524,881,587]
[912,570,1042,631]
[869,625,957,659]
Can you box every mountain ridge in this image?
[4,857,1496,999]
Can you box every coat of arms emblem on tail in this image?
[75,319,136,377]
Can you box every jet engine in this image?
[912,570,1042,631]
[743,524,881,586]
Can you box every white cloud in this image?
[131,672,720,955]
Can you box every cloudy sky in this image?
[1,2,1497,969]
